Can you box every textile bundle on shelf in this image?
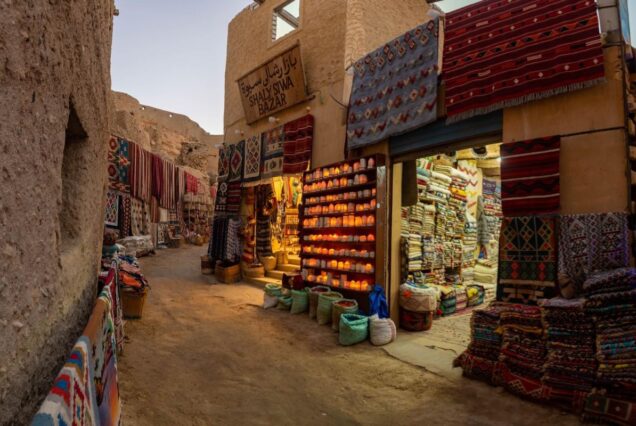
[347,19,439,150]
[107,136,131,193]
[261,126,285,180]
[443,0,605,123]
[283,114,314,175]
[317,292,343,325]
[559,212,630,294]
[500,137,560,216]
[498,216,558,304]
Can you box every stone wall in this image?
[224,0,430,168]
[0,1,115,423]
[111,91,222,177]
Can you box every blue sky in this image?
[112,0,636,135]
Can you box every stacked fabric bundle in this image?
[400,208,410,237]
[456,303,508,383]
[439,286,457,316]
[423,170,452,203]
[498,305,547,401]
[455,286,468,311]
[541,298,596,411]
[422,203,436,236]
[407,234,423,272]
[466,284,484,307]
[583,268,636,396]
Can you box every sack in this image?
[316,292,343,325]
[399,283,437,312]
[400,308,433,331]
[369,314,397,346]
[265,283,283,297]
[276,295,293,311]
[263,293,279,309]
[369,284,389,318]
[331,299,359,332]
[308,286,330,319]
[339,314,369,346]
[290,289,309,314]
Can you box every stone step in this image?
[277,264,300,273]
[245,276,281,287]
[266,270,286,280]
[288,255,301,266]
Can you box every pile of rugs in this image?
[33,261,124,424]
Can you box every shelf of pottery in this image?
[400,157,502,314]
[300,155,387,302]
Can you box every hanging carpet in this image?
[225,182,242,216]
[129,141,152,202]
[118,193,132,238]
[347,19,439,150]
[261,126,285,180]
[228,140,244,183]
[104,190,119,228]
[559,212,630,294]
[500,136,560,217]
[131,198,151,236]
[498,216,557,304]
[151,154,163,199]
[283,115,314,175]
[218,145,230,183]
[107,136,131,193]
[443,0,605,123]
[243,134,262,186]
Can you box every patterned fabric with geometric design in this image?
[498,216,558,304]
[443,0,605,123]
[107,136,131,193]
[347,19,439,150]
[243,135,262,186]
[228,140,244,183]
[218,145,230,183]
[104,190,119,228]
[261,126,285,180]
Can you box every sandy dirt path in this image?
[118,245,579,425]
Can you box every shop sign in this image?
[237,44,307,124]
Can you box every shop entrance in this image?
[243,176,303,285]
[393,140,502,343]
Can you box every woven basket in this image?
[260,256,277,272]
[242,264,265,278]
[399,308,433,332]
[316,292,343,325]
[308,286,330,319]
[331,299,359,332]
[339,314,369,346]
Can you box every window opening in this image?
[272,0,300,41]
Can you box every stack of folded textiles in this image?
[422,237,435,270]
[407,234,423,272]
[456,303,509,383]
[498,305,547,401]
[467,284,485,307]
[422,203,436,236]
[584,268,636,398]
[400,208,410,237]
[541,298,596,412]
[438,285,457,316]
[474,257,498,303]
[455,286,468,311]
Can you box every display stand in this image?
[299,155,387,312]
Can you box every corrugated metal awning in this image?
[389,111,504,161]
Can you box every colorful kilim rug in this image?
[118,193,131,238]
[151,154,163,199]
[347,19,439,149]
[129,141,152,203]
[261,126,285,180]
[457,160,481,217]
[32,336,98,426]
[218,145,230,183]
[160,159,176,210]
[107,137,131,193]
[243,134,262,186]
[215,181,229,216]
[500,136,560,216]
[228,140,244,183]
[559,212,630,293]
[498,216,557,304]
[443,0,605,123]
[104,190,119,227]
[283,115,314,175]
[225,182,242,216]
[583,390,636,425]
[131,197,151,236]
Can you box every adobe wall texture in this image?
[225,0,430,168]
[111,91,222,177]
[0,1,115,424]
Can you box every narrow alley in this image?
[118,246,576,426]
